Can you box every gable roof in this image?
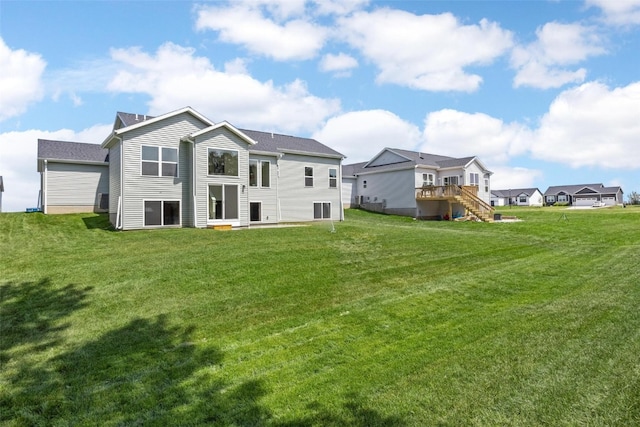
[544,183,604,195]
[38,139,108,171]
[188,121,257,145]
[242,129,344,158]
[102,107,215,148]
[115,112,155,129]
[345,148,490,175]
[491,188,540,198]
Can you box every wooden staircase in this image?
[415,185,494,222]
[455,186,494,222]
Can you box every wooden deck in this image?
[415,185,494,222]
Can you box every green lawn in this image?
[1,207,639,426]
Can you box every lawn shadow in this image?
[0,278,92,362]
[276,396,406,427]
[81,213,113,230]
[3,313,271,425]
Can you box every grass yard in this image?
[1,207,639,426]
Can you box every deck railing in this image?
[415,185,494,221]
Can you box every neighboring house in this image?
[543,183,624,206]
[342,148,494,222]
[37,140,109,214]
[491,188,543,207]
[0,176,4,212]
[39,107,344,230]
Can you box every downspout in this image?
[181,135,197,227]
[115,135,124,230]
[276,153,283,222]
[43,160,48,214]
[339,157,345,221]
[191,138,197,227]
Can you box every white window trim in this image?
[143,199,181,227]
[208,148,239,177]
[305,166,314,187]
[261,160,271,188]
[313,201,331,219]
[329,168,337,188]
[141,145,178,177]
[422,173,435,187]
[207,184,240,226]
[249,159,259,187]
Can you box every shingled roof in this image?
[38,139,109,163]
[492,188,540,198]
[242,129,344,158]
[115,112,155,129]
[344,148,484,175]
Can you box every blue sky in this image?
[1,0,639,211]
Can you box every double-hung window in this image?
[142,146,178,177]
[305,167,314,187]
[470,173,479,186]
[329,168,337,188]
[422,173,434,187]
[208,149,238,176]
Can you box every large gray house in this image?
[543,183,624,206]
[38,107,345,230]
[342,148,494,222]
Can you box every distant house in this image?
[491,188,543,207]
[38,107,345,230]
[543,183,624,206]
[37,140,109,214]
[0,176,4,212]
[342,148,494,222]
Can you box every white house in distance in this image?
[38,107,345,230]
[342,148,494,222]
[491,188,543,207]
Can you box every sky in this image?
[1,0,639,212]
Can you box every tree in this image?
[627,191,640,205]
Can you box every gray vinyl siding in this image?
[368,150,408,167]
[342,176,356,208]
[277,153,342,222]
[193,127,251,228]
[181,141,194,227]
[121,113,207,230]
[360,168,416,211]
[248,154,278,224]
[109,143,121,225]
[464,161,491,204]
[46,162,108,209]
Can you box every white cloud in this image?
[0,38,46,121]
[312,0,369,16]
[0,124,111,212]
[489,166,544,191]
[107,42,340,134]
[319,53,358,75]
[312,110,421,162]
[586,0,640,25]
[195,3,328,61]
[420,109,532,165]
[338,9,513,92]
[511,22,606,89]
[531,81,640,169]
